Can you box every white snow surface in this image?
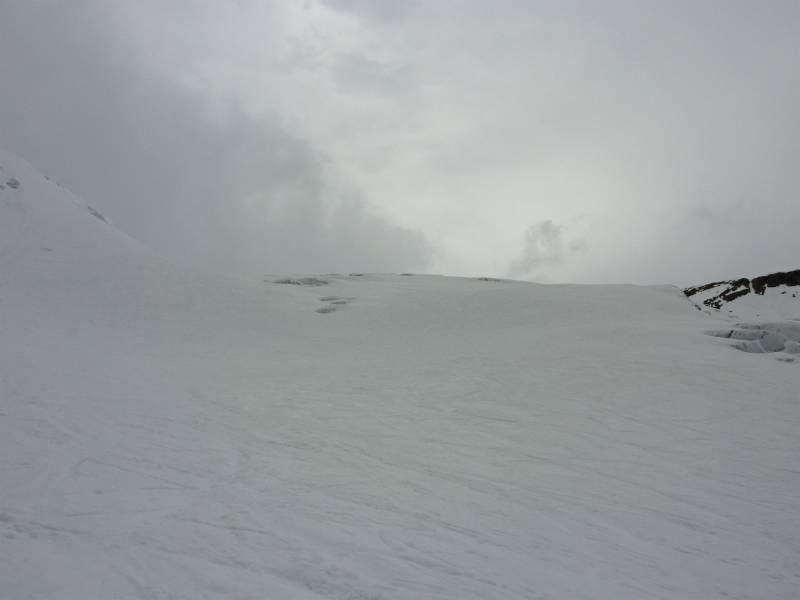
[1,146,799,599]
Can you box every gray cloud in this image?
[319,1,800,284]
[1,1,798,285]
[318,0,421,22]
[507,220,586,281]
[334,53,413,95]
[0,1,431,276]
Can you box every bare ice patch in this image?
[705,323,800,359]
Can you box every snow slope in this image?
[685,272,800,359]
[1,146,799,599]
[685,270,800,321]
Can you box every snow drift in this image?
[1,146,798,599]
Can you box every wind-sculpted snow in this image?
[1,146,799,599]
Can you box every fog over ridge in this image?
[1,0,798,283]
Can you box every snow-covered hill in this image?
[1,147,799,599]
[684,270,800,320]
[684,271,800,356]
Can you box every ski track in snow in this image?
[1,145,799,599]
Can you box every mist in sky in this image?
[1,1,798,283]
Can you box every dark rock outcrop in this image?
[751,270,800,295]
[684,269,800,310]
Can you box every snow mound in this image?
[0,145,154,289]
[0,147,128,249]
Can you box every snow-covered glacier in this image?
[1,146,798,599]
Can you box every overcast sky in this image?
[1,1,798,284]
